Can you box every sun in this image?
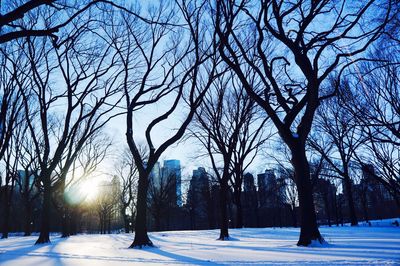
[79,179,100,202]
[64,178,100,205]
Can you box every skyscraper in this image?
[162,159,182,207]
[257,169,276,207]
[149,162,161,189]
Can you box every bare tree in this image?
[148,169,177,232]
[309,95,366,226]
[95,177,120,234]
[53,132,112,238]
[214,0,390,246]
[15,9,123,243]
[15,122,42,236]
[342,46,400,206]
[1,111,24,238]
[113,147,141,234]
[111,1,220,247]
[0,0,126,44]
[189,69,269,238]
[0,45,26,163]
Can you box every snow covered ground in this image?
[1,222,399,265]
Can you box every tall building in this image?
[257,169,276,207]
[187,167,211,229]
[244,173,256,193]
[149,162,161,189]
[242,173,259,227]
[162,159,182,207]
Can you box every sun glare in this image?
[79,179,100,202]
[65,178,100,205]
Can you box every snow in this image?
[1,225,399,265]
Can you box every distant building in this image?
[257,169,288,227]
[257,169,278,207]
[352,164,396,221]
[313,178,336,226]
[162,159,182,207]
[149,162,161,189]
[148,159,182,207]
[242,173,258,227]
[187,167,211,229]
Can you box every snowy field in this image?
[0,223,399,265]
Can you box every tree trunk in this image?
[291,204,297,227]
[334,194,340,226]
[290,144,324,246]
[323,195,331,227]
[107,216,111,234]
[1,185,10,239]
[35,174,51,244]
[155,208,161,232]
[207,196,215,229]
[363,202,369,223]
[234,189,243,228]
[343,174,358,226]
[123,212,130,233]
[70,209,78,235]
[24,200,32,236]
[218,181,229,240]
[130,171,153,248]
[61,207,70,238]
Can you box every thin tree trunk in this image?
[218,181,229,240]
[234,190,243,228]
[122,210,130,233]
[130,171,152,248]
[107,216,111,234]
[36,174,51,244]
[70,209,78,235]
[334,194,340,226]
[291,204,297,228]
[323,195,331,227]
[155,208,161,232]
[24,200,32,236]
[1,184,10,239]
[363,202,369,223]
[61,206,70,238]
[291,144,323,246]
[343,174,358,226]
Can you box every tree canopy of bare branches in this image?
[214,0,391,246]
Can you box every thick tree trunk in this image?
[130,171,153,248]
[343,174,358,226]
[291,144,324,246]
[35,174,51,244]
[218,181,229,240]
